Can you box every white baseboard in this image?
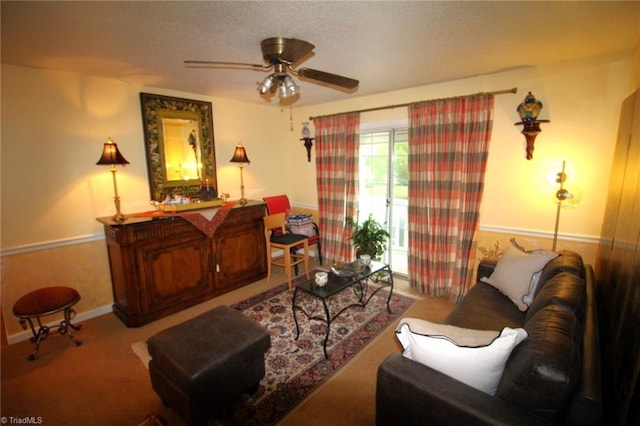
[1,234,104,256]
[7,304,113,345]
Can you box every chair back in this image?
[263,195,291,215]
[263,213,286,240]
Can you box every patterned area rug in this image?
[134,272,416,425]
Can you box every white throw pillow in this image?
[396,318,528,395]
[481,244,558,311]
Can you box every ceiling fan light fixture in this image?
[276,75,299,99]
[285,75,299,94]
[258,75,276,95]
[277,83,287,99]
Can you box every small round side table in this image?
[12,286,83,360]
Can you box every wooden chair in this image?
[263,213,310,289]
[263,195,323,265]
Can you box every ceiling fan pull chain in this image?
[289,106,293,132]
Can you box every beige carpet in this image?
[1,264,454,425]
[132,341,151,369]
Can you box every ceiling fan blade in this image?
[261,37,314,65]
[184,60,269,71]
[297,68,359,90]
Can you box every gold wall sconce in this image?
[515,92,550,160]
[300,122,314,162]
[96,137,130,222]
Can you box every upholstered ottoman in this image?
[147,305,271,426]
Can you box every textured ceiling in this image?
[2,1,639,107]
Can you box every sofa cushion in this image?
[526,272,586,322]
[396,318,527,395]
[535,250,585,298]
[445,282,526,330]
[481,244,558,311]
[496,305,582,421]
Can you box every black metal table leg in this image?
[20,317,50,361]
[59,307,83,346]
[321,298,331,359]
[384,268,394,314]
[293,288,301,340]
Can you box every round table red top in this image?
[13,286,80,317]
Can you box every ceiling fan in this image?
[184,37,359,100]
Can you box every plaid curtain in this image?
[407,94,494,301]
[313,113,360,263]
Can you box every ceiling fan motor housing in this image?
[260,37,314,65]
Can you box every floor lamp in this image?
[96,137,130,222]
[552,160,574,251]
[230,143,250,205]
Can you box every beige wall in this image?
[1,50,634,341]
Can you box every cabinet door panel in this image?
[215,230,264,292]
[138,235,212,312]
[213,204,267,293]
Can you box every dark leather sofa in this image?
[376,250,602,425]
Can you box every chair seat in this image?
[13,287,80,317]
[271,233,308,245]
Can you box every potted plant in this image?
[345,213,390,259]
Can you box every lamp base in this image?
[112,213,127,223]
[109,171,127,223]
[238,198,248,206]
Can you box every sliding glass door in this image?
[358,129,408,275]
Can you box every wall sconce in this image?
[300,122,314,162]
[96,137,130,222]
[229,143,250,205]
[515,92,550,160]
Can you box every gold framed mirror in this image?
[140,93,217,201]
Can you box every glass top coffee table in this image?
[292,260,394,358]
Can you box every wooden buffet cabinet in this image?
[97,201,267,327]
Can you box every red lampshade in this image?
[229,144,250,164]
[96,137,130,165]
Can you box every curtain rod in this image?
[309,87,518,121]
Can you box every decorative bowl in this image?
[331,261,366,278]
